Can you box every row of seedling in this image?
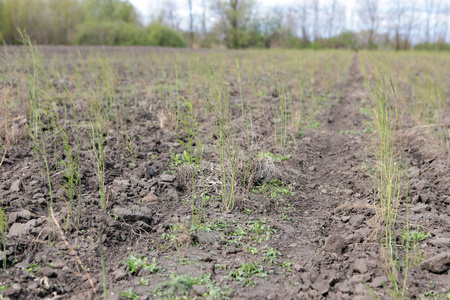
[366,51,449,154]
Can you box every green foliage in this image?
[247,220,276,235]
[168,149,197,168]
[229,262,268,287]
[80,0,138,24]
[146,23,188,48]
[119,288,140,299]
[414,41,450,51]
[122,254,160,275]
[74,0,187,47]
[213,0,257,49]
[0,205,7,268]
[400,229,431,245]
[153,272,206,298]
[74,21,155,46]
[0,0,187,47]
[263,248,281,265]
[252,179,295,198]
[0,207,6,238]
[123,254,148,275]
[0,0,82,44]
[23,263,41,277]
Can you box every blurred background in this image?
[0,0,449,50]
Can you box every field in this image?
[0,45,449,299]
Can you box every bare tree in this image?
[157,0,180,29]
[389,0,406,50]
[358,0,380,48]
[402,1,417,49]
[435,3,450,42]
[425,0,436,42]
[432,0,442,42]
[202,0,207,38]
[325,0,346,39]
[188,0,194,48]
[212,0,255,49]
[297,0,310,43]
[312,0,320,40]
[327,0,337,38]
[285,6,298,35]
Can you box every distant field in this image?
[0,45,449,299]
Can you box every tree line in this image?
[1,0,449,50]
[0,0,188,47]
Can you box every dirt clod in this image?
[323,235,346,254]
[421,252,450,274]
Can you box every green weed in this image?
[119,288,140,299]
[252,179,295,198]
[152,272,206,298]
[263,248,282,265]
[229,262,268,287]
[122,254,160,275]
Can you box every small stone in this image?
[335,282,351,293]
[292,263,303,272]
[10,180,23,193]
[411,195,420,204]
[162,142,180,148]
[112,179,131,193]
[416,180,429,191]
[27,281,39,290]
[113,179,130,187]
[7,212,18,224]
[112,269,128,281]
[309,166,316,172]
[350,215,364,227]
[444,195,450,204]
[141,192,158,203]
[342,189,353,196]
[370,276,388,288]
[350,274,370,284]
[2,287,21,298]
[313,280,329,295]
[353,284,370,297]
[346,234,362,244]
[321,189,327,194]
[323,235,346,254]
[38,267,57,278]
[411,203,430,213]
[341,216,351,223]
[191,285,207,297]
[144,164,156,179]
[353,259,368,274]
[8,223,28,237]
[421,252,450,274]
[160,174,176,182]
[408,166,420,177]
[17,210,32,221]
[33,193,44,199]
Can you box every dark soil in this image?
[0,47,449,299]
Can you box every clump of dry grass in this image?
[176,153,305,208]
